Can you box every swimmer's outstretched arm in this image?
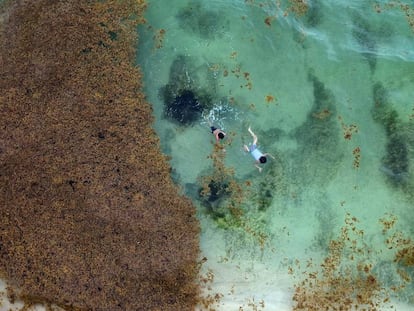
[248,126,258,145]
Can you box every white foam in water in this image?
[136,0,414,309]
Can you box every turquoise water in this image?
[137,1,414,310]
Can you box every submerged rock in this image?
[165,89,203,125]
[198,178,231,220]
[161,55,214,125]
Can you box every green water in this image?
[137,1,414,309]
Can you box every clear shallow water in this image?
[137,1,414,310]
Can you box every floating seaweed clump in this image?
[292,214,388,311]
[395,246,414,267]
[382,215,414,269]
[379,215,414,300]
[287,0,309,17]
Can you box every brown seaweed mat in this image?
[0,0,200,310]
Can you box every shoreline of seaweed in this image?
[0,1,200,310]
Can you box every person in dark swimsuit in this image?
[210,126,226,142]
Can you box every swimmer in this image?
[210,126,226,142]
[243,126,274,172]
[206,118,226,142]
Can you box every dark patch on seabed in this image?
[351,12,377,73]
[198,178,232,220]
[291,71,344,187]
[176,0,230,39]
[371,82,411,188]
[312,192,337,252]
[160,55,214,125]
[304,0,323,28]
